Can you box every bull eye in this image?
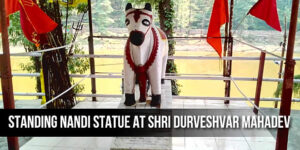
[142,19,150,26]
[125,19,130,26]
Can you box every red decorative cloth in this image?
[248,0,281,31]
[206,0,229,57]
[125,28,159,102]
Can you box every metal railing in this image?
[1,52,300,102]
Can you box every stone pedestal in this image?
[111,80,172,150]
[111,137,171,150]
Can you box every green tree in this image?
[110,0,128,28]
[173,0,191,30]
[8,1,89,107]
[93,0,114,33]
[157,0,181,95]
[8,12,42,98]
[189,0,211,29]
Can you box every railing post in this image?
[253,51,265,114]
[0,0,19,149]
[275,0,299,149]
[224,0,234,104]
[88,0,97,101]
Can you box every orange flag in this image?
[206,0,229,57]
[248,0,281,31]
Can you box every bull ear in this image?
[125,3,132,11]
[144,3,152,11]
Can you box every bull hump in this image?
[157,28,167,40]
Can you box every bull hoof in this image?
[124,93,136,106]
[151,95,161,107]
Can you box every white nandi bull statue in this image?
[123,3,168,107]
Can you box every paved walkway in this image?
[0,99,41,109]
[262,108,300,150]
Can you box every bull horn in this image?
[125,3,132,11]
[144,3,152,11]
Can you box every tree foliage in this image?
[274,75,300,98]
[92,0,114,33]
[124,0,294,31]
[8,12,42,97]
[7,1,89,101]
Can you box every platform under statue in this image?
[123,3,169,107]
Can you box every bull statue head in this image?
[125,3,152,46]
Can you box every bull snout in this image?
[129,31,145,46]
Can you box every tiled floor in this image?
[20,98,276,150]
[0,100,41,109]
[20,80,276,150]
[21,137,113,150]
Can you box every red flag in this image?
[5,0,20,16]
[248,0,281,31]
[206,0,229,57]
[2,0,57,43]
[19,0,57,34]
[20,6,40,43]
[0,0,19,32]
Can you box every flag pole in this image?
[224,0,234,104]
[275,0,299,149]
[87,0,97,101]
[0,0,19,149]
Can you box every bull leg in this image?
[161,41,169,84]
[148,60,162,107]
[161,55,168,84]
[137,73,147,102]
[124,60,136,106]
